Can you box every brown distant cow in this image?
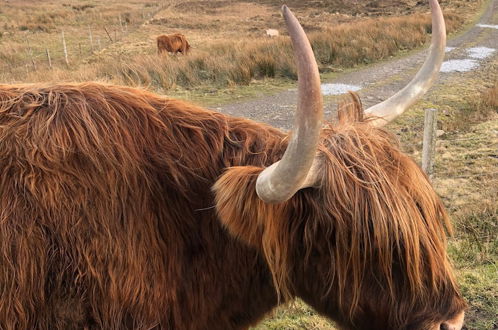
[156,33,190,55]
[0,1,466,330]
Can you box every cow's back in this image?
[157,33,189,54]
[0,83,282,329]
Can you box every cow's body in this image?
[0,82,465,330]
[0,2,467,330]
[0,83,283,329]
[265,29,279,37]
[156,33,190,55]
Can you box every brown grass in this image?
[0,0,477,93]
[1,10,465,93]
[450,80,498,130]
[480,81,498,111]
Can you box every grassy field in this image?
[0,0,481,92]
[1,0,497,329]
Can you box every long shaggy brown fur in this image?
[156,33,190,55]
[214,96,466,329]
[0,84,465,329]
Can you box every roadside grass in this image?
[480,80,498,111]
[390,64,497,329]
[437,120,498,330]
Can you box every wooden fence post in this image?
[103,26,113,42]
[26,39,37,71]
[46,48,52,69]
[422,108,438,179]
[61,31,69,65]
[118,14,124,33]
[88,26,94,51]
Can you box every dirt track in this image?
[217,0,498,130]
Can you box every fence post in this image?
[103,26,113,42]
[88,26,94,52]
[46,48,52,69]
[61,31,69,65]
[26,39,37,71]
[118,14,124,33]
[422,108,438,180]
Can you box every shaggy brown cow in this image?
[156,33,190,55]
[0,2,466,330]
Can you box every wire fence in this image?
[416,108,498,198]
[1,3,170,78]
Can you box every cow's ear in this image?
[213,166,288,248]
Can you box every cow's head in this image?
[214,1,466,329]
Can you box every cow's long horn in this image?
[364,0,446,127]
[256,5,323,204]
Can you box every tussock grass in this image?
[428,74,497,329]
[0,0,474,92]
[451,204,497,266]
[0,40,25,67]
[311,12,463,66]
[95,12,463,90]
[252,300,336,329]
[446,78,498,131]
[448,193,498,330]
[480,81,498,111]
[8,11,463,91]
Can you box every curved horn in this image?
[256,5,323,204]
[365,0,446,127]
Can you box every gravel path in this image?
[216,0,498,130]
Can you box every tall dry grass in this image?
[1,10,464,92]
[453,81,498,127]
[481,81,498,111]
[80,11,464,90]
[94,39,297,90]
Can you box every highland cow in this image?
[266,28,279,37]
[0,2,466,330]
[156,33,190,55]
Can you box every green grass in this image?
[167,77,296,107]
[252,300,336,330]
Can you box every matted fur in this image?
[214,96,466,329]
[0,83,465,329]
